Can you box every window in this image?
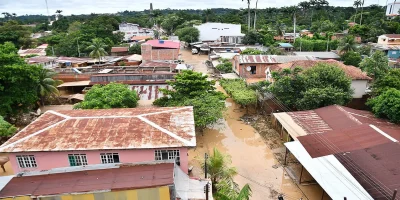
[100,153,120,164]
[16,155,37,168]
[250,66,257,74]
[68,154,88,166]
[155,150,180,165]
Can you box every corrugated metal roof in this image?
[27,56,57,64]
[139,61,177,69]
[130,84,171,100]
[0,162,174,198]
[293,51,340,59]
[111,47,129,53]
[238,55,316,64]
[0,107,196,152]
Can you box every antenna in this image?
[45,0,50,22]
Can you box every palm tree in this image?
[11,13,16,19]
[338,35,357,54]
[216,182,252,200]
[56,10,62,15]
[353,0,362,23]
[359,0,365,25]
[203,9,213,22]
[253,0,258,29]
[242,0,251,31]
[38,68,63,106]
[298,1,310,17]
[202,148,237,192]
[88,38,108,65]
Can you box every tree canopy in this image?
[0,42,41,117]
[153,71,226,130]
[174,27,200,43]
[341,51,362,67]
[270,63,353,110]
[367,88,400,123]
[359,51,389,79]
[74,83,139,109]
[371,69,400,96]
[0,116,17,137]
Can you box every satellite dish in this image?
[246,66,252,71]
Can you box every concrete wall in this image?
[2,186,171,200]
[351,80,368,98]
[9,148,189,174]
[141,44,180,61]
[194,23,242,42]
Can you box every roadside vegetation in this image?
[220,79,257,110]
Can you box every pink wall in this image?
[9,148,188,174]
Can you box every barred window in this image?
[100,153,120,164]
[68,154,88,166]
[16,155,37,168]
[155,150,180,165]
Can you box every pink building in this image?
[0,107,196,174]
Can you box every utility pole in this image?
[360,0,365,25]
[254,0,258,29]
[45,0,50,23]
[77,38,81,57]
[205,183,209,200]
[293,13,296,44]
[326,34,330,52]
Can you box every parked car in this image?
[192,48,198,54]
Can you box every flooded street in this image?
[182,48,328,200]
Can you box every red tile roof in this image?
[276,60,372,80]
[0,162,174,198]
[0,107,195,152]
[111,47,129,53]
[145,40,180,49]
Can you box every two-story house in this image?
[0,107,195,174]
[373,34,400,60]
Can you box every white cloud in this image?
[0,0,386,16]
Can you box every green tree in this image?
[0,42,41,117]
[0,116,17,137]
[241,49,263,55]
[371,69,400,96]
[266,46,284,55]
[242,30,264,45]
[128,44,141,54]
[203,9,213,22]
[359,51,389,79]
[216,62,233,73]
[88,38,108,64]
[153,71,226,130]
[161,14,183,35]
[38,68,62,105]
[341,51,362,67]
[270,63,353,110]
[338,35,357,54]
[367,88,400,123]
[203,148,237,192]
[74,83,139,109]
[216,183,252,200]
[219,79,257,110]
[0,20,33,49]
[174,27,200,43]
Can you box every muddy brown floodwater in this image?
[188,84,329,200]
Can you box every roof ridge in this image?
[335,105,362,125]
[46,110,71,119]
[137,115,194,146]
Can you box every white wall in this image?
[194,23,243,42]
[351,80,368,98]
[386,2,400,16]
[119,23,154,41]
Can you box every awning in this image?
[284,141,373,200]
[273,113,308,140]
[57,81,91,87]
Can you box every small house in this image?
[141,40,180,61]
[0,107,196,174]
[111,47,129,56]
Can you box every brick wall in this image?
[238,63,273,78]
[141,44,179,61]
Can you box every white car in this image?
[191,48,198,54]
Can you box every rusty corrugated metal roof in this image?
[0,162,174,198]
[130,85,171,100]
[238,55,315,64]
[0,107,195,152]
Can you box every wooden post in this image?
[284,147,289,166]
[321,190,325,200]
[299,165,304,184]
[392,189,398,200]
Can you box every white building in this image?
[118,22,154,41]
[193,23,245,43]
[386,0,400,17]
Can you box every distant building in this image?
[26,56,57,68]
[293,51,340,60]
[118,22,154,41]
[141,40,180,61]
[0,107,196,174]
[386,0,400,17]
[233,55,316,82]
[194,23,245,43]
[372,34,400,60]
[0,161,212,200]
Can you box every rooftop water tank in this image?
[159,40,164,44]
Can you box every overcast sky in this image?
[0,0,387,16]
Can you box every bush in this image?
[216,63,233,73]
[367,88,400,123]
[220,79,257,107]
[0,116,17,137]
